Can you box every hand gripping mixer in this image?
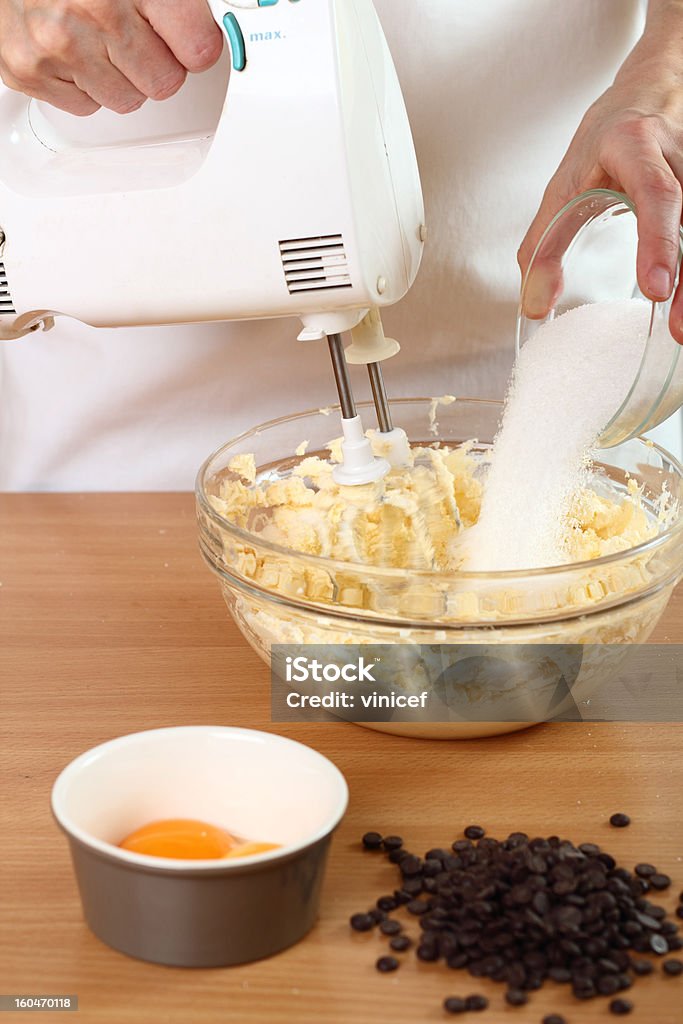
[0,0,425,484]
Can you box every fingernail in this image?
[647,265,673,300]
[523,270,562,320]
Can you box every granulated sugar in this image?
[465,299,651,571]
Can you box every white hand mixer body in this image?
[0,0,425,483]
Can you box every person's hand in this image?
[0,0,223,116]
[518,5,683,344]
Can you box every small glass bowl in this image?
[196,399,683,739]
[517,188,683,447]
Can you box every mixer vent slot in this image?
[279,235,352,293]
[0,262,15,314]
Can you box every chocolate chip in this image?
[464,995,488,1011]
[635,912,662,930]
[532,891,550,915]
[651,934,670,955]
[572,978,596,999]
[609,814,631,828]
[542,1017,567,1024]
[375,955,399,972]
[650,873,672,891]
[548,967,572,983]
[382,835,403,852]
[355,827,682,1013]
[350,912,374,932]
[663,958,683,976]
[379,919,402,936]
[597,975,621,995]
[362,831,383,850]
[510,883,534,904]
[585,939,609,957]
[451,839,472,852]
[631,959,654,975]
[552,879,576,897]
[423,858,443,877]
[555,905,582,931]
[609,998,633,1015]
[505,989,528,1006]
[443,996,467,1014]
[400,855,423,877]
[676,906,683,921]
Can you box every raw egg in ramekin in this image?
[51,726,348,967]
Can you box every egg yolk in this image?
[118,818,279,860]
[119,819,238,860]
[225,841,281,858]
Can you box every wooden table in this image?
[1,494,682,1024]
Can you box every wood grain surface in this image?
[1,493,682,1024]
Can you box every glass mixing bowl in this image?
[196,399,683,739]
[517,188,683,447]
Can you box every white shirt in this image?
[0,0,650,490]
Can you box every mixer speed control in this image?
[222,13,247,71]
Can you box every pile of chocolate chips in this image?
[350,828,682,1017]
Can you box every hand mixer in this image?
[0,0,425,485]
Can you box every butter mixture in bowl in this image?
[196,399,683,738]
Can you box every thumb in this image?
[518,179,580,319]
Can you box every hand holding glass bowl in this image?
[518,188,683,446]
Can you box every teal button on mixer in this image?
[258,0,279,5]
[223,12,246,71]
